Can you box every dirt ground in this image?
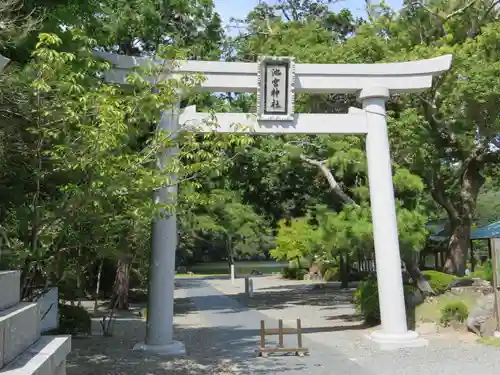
[65,276,488,375]
[66,295,241,375]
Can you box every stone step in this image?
[0,271,21,311]
[0,336,71,375]
[0,303,40,368]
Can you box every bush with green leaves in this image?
[324,267,340,281]
[354,277,418,325]
[281,267,307,280]
[471,261,493,283]
[440,301,469,326]
[422,270,456,295]
[354,277,380,325]
[58,304,92,335]
[270,217,322,264]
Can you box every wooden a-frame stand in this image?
[257,319,309,357]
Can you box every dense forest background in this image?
[1,0,500,308]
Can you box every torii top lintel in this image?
[94,51,452,94]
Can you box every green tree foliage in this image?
[229,0,500,277]
[186,189,272,265]
[270,215,322,264]
[3,0,224,62]
[1,0,500,312]
[0,26,249,306]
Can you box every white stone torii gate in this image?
[96,51,452,353]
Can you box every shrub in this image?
[440,301,469,326]
[354,278,418,325]
[354,277,380,325]
[471,261,493,283]
[58,304,92,335]
[348,270,372,282]
[281,267,307,280]
[422,270,456,295]
[324,267,340,281]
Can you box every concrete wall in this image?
[34,287,59,333]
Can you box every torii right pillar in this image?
[360,87,426,349]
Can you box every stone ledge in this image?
[0,271,21,311]
[1,336,71,375]
[0,303,40,367]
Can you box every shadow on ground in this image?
[66,320,247,375]
[67,306,309,374]
[176,282,358,312]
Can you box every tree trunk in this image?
[110,257,131,310]
[404,258,435,295]
[430,154,485,276]
[443,219,471,276]
[94,259,104,314]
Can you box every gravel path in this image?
[206,276,500,375]
[179,278,371,375]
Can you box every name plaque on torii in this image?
[257,56,295,122]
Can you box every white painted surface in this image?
[96,51,452,94]
[179,106,368,134]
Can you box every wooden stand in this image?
[257,319,309,357]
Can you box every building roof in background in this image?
[426,219,450,242]
[471,221,500,240]
[426,219,500,242]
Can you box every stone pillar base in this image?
[365,330,428,350]
[133,340,186,356]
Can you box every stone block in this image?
[0,271,21,311]
[32,287,59,333]
[1,335,71,375]
[0,302,40,366]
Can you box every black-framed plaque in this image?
[257,56,295,121]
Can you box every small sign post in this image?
[257,56,295,122]
[245,277,254,297]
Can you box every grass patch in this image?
[416,293,479,323]
[478,336,500,347]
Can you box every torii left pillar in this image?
[133,107,186,355]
